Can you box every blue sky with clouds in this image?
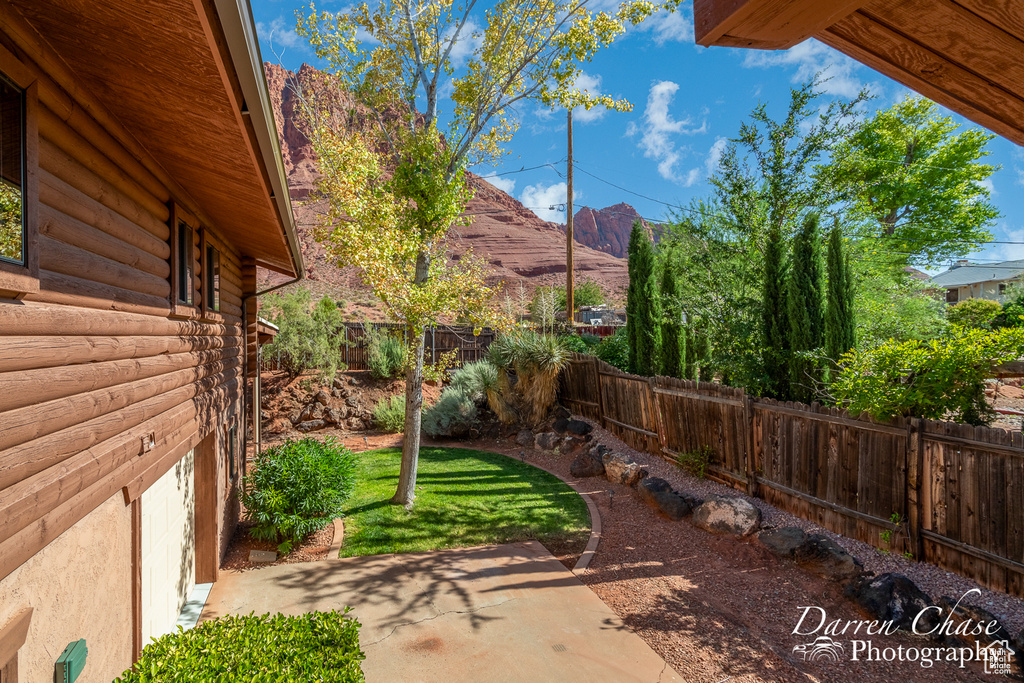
[253,1,1024,271]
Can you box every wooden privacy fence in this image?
[560,353,1024,599]
[261,322,495,373]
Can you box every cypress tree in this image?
[659,256,684,378]
[683,323,699,380]
[626,221,644,374]
[762,222,790,399]
[825,223,856,361]
[627,223,661,375]
[787,213,824,403]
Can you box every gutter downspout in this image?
[242,274,303,459]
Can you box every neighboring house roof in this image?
[10,0,303,278]
[693,0,1024,146]
[929,260,1024,288]
[904,266,930,282]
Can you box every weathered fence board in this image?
[559,353,1024,599]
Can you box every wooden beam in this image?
[193,430,220,584]
[818,10,1024,147]
[694,0,866,48]
[0,299,241,337]
[0,608,32,670]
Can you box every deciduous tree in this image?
[296,0,668,507]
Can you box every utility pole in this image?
[566,109,574,325]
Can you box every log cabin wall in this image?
[0,18,254,683]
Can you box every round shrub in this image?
[596,327,629,371]
[115,610,364,682]
[422,388,478,437]
[449,360,499,402]
[365,327,405,379]
[372,395,405,433]
[240,437,357,553]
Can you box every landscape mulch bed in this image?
[221,517,335,571]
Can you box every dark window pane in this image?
[178,222,193,304]
[0,76,24,265]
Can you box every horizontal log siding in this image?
[0,75,249,584]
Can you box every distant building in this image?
[930,259,1024,304]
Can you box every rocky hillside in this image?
[262,63,629,305]
[558,204,661,259]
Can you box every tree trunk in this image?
[392,323,425,508]
[392,249,431,508]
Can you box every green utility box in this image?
[54,639,87,683]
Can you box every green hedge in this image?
[115,610,364,682]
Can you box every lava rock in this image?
[295,419,326,432]
[637,478,690,520]
[516,430,535,448]
[559,436,587,455]
[680,493,704,509]
[345,417,364,430]
[793,534,864,581]
[345,397,359,408]
[325,408,346,424]
[845,573,938,633]
[552,418,570,435]
[602,452,648,487]
[535,432,559,451]
[297,403,319,422]
[288,409,303,425]
[935,596,1013,646]
[570,450,606,478]
[759,527,807,556]
[566,419,593,436]
[314,390,331,406]
[692,497,762,536]
[552,405,571,420]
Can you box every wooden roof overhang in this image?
[6,0,304,277]
[694,0,1024,146]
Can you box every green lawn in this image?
[339,447,590,558]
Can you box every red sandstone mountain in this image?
[557,204,662,258]
[261,63,628,304]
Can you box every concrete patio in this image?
[201,540,679,682]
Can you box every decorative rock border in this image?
[327,518,345,560]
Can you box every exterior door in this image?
[140,450,195,644]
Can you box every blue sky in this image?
[252,1,1024,271]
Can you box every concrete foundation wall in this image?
[0,491,133,683]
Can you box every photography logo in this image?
[793,636,846,663]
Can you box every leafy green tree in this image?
[762,222,790,399]
[817,96,998,264]
[659,253,684,378]
[947,298,1001,330]
[262,289,347,382]
[596,327,630,372]
[852,251,946,348]
[626,221,643,373]
[787,213,824,401]
[627,222,661,375]
[296,0,667,507]
[825,223,856,361]
[832,327,1024,425]
[996,286,1024,328]
[530,279,605,317]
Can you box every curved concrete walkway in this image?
[202,541,679,682]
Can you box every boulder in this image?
[570,451,605,478]
[935,596,1013,646]
[325,408,346,424]
[681,493,704,509]
[845,573,938,633]
[295,419,326,432]
[759,527,807,556]
[552,405,571,420]
[288,409,303,425]
[331,388,344,399]
[516,430,535,448]
[602,453,648,487]
[559,436,587,455]
[567,419,593,436]
[345,397,359,408]
[692,497,762,536]
[793,534,863,581]
[535,432,559,451]
[333,377,346,390]
[314,389,331,406]
[637,478,690,520]
[297,403,319,422]
[552,418,570,435]
[345,417,364,431]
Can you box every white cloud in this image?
[683,168,701,186]
[632,80,707,183]
[256,16,306,57]
[520,182,577,222]
[743,38,864,98]
[481,172,516,195]
[705,137,728,176]
[638,8,694,45]
[445,19,482,67]
[1014,149,1024,188]
[977,224,1024,263]
[572,72,607,123]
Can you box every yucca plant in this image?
[449,360,499,402]
[486,331,570,425]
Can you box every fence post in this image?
[744,393,759,497]
[592,357,606,428]
[649,377,668,457]
[906,417,925,560]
